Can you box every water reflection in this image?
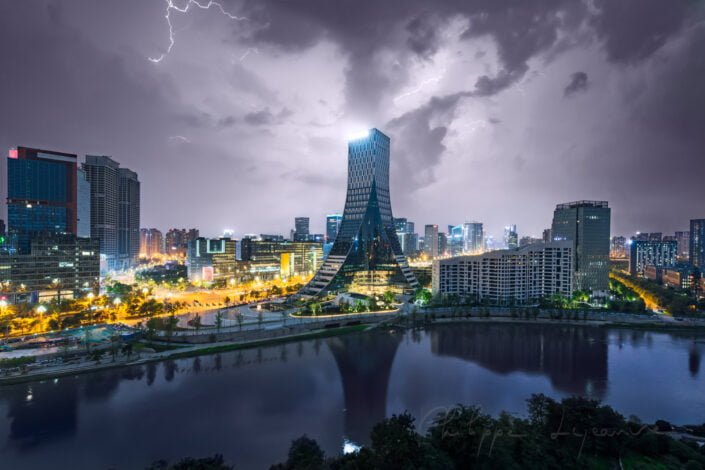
[430,323,608,398]
[327,331,402,445]
[0,324,702,469]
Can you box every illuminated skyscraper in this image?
[326,214,342,242]
[6,147,79,253]
[293,217,310,241]
[463,222,484,253]
[299,128,418,297]
[552,200,611,293]
[83,155,140,270]
[690,219,705,269]
[424,224,439,258]
[504,224,518,249]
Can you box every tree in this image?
[272,435,324,470]
[382,290,395,307]
[165,314,179,342]
[190,314,203,334]
[223,296,231,307]
[215,310,225,333]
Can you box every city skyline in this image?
[2,1,705,240]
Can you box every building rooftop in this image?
[556,200,609,209]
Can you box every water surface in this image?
[0,323,703,469]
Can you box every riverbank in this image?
[0,324,370,386]
[3,308,705,386]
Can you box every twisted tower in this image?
[299,128,418,297]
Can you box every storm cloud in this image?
[1,0,704,240]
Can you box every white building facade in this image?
[432,242,573,305]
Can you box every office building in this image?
[118,168,140,268]
[629,240,678,275]
[164,228,199,257]
[77,168,91,238]
[299,128,418,297]
[187,237,237,282]
[293,217,310,242]
[551,201,611,293]
[140,228,164,258]
[438,232,448,256]
[463,222,484,254]
[395,218,418,256]
[432,242,573,305]
[690,219,705,270]
[504,225,518,249]
[326,214,342,242]
[7,147,80,253]
[675,231,690,259]
[425,224,439,258]
[542,228,552,244]
[519,236,543,247]
[610,236,627,259]
[83,155,140,270]
[0,235,99,302]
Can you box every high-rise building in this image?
[504,225,518,249]
[542,228,552,244]
[519,236,543,247]
[293,217,310,241]
[675,231,690,259]
[164,228,199,257]
[77,167,91,238]
[629,240,677,275]
[610,236,627,259]
[83,155,140,270]
[433,242,574,304]
[438,232,448,256]
[395,218,418,256]
[463,222,484,254]
[690,219,705,270]
[447,224,464,255]
[551,201,611,293]
[118,168,140,268]
[299,128,418,297]
[83,155,119,269]
[7,147,79,253]
[140,228,163,258]
[424,224,439,258]
[326,214,342,242]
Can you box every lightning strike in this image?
[149,0,247,63]
[393,71,446,103]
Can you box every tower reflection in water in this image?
[327,330,402,448]
[327,323,610,450]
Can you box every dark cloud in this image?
[590,0,690,63]
[564,71,588,97]
[387,93,468,188]
[2,0,705,237]
[406,12,441,58]
[243,108,293,126]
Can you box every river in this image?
[0,323,703,469]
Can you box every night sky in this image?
[1,0,704,240]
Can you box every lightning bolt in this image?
[393,70,446,103]
[149,0,247,63]
[238,47,259,62]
